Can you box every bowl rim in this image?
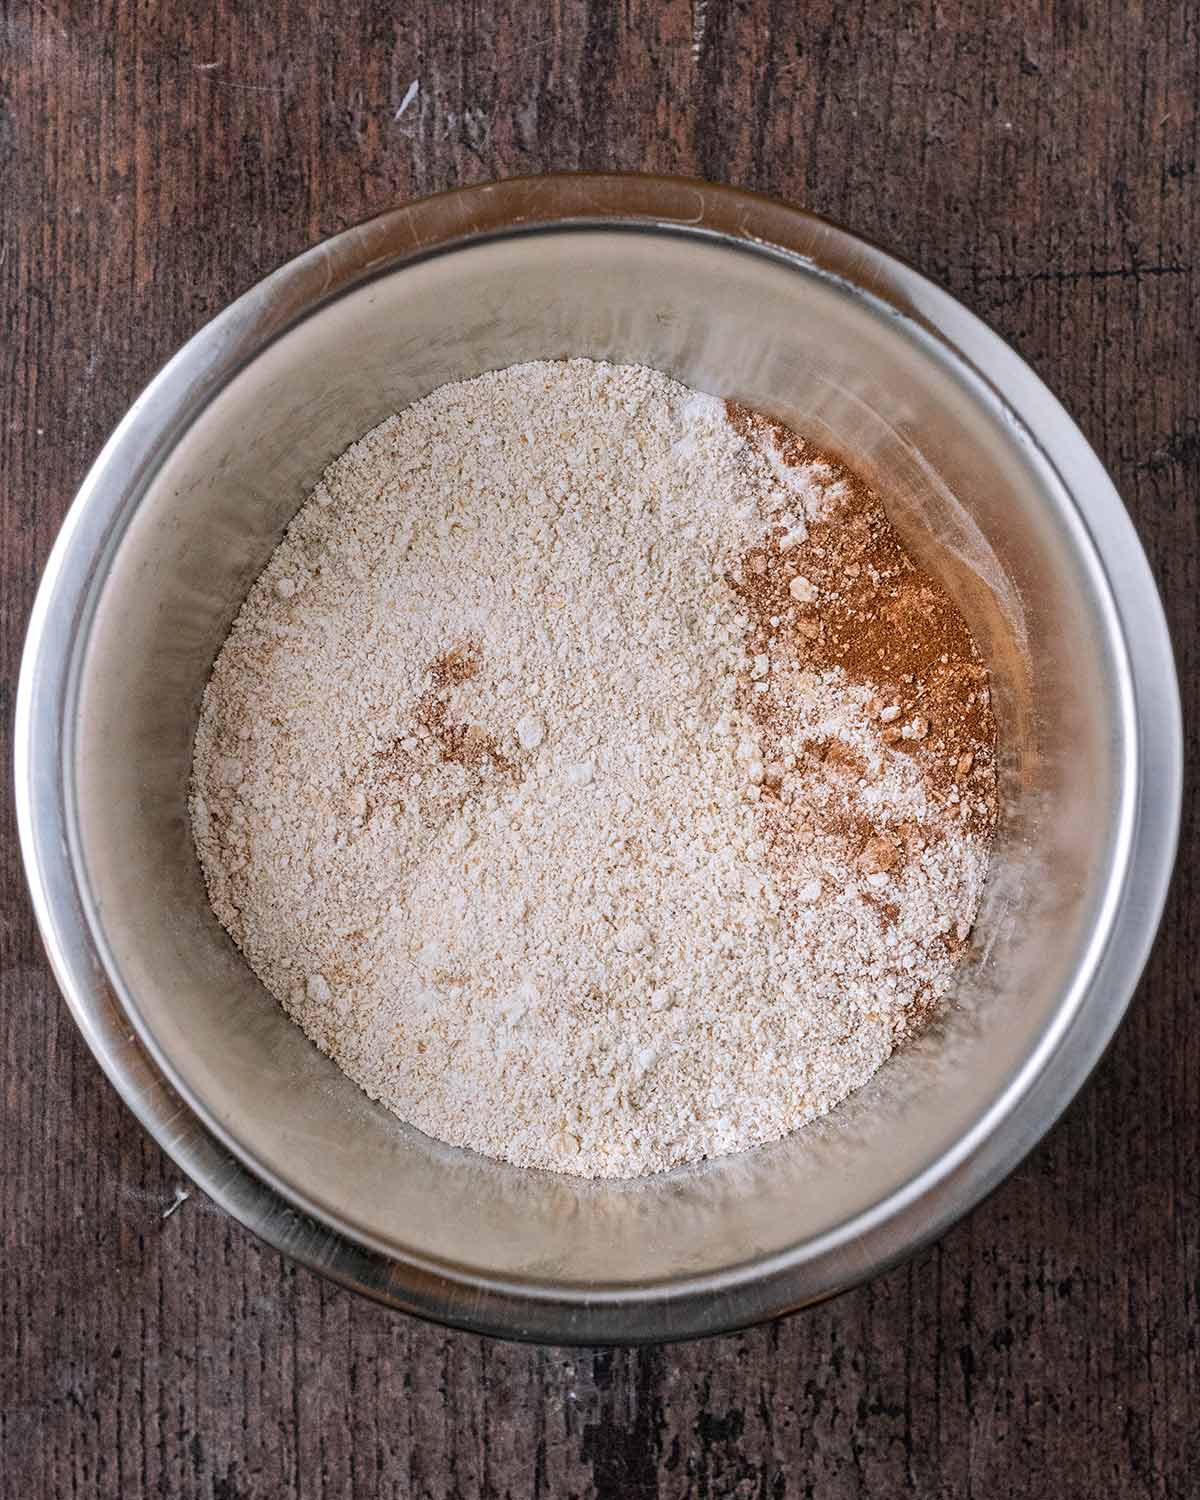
[15,172,1183,1343]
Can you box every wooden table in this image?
[2,3,1196,1495]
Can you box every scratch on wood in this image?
[195,67,287,95]
[394,78,420,121]
[30,0,68,40]
[161,1186,190,1220]
[692,0,708,61]
[965,260,1192,288]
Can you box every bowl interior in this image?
[72,225,1128,1293]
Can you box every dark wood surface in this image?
[2,2,1197,1495]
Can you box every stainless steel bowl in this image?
[16,175,1181,1343]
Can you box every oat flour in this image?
[191,360,996,1178]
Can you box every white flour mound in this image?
[191,360,990,1178]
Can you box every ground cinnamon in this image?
[724,400,997,953]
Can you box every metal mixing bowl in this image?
[16,175,1181,1343]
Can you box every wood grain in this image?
[1,1,1197,1495]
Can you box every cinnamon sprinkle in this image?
[725,399,997,941]
[374,641,520,788]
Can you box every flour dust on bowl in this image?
[16,177,1181,1343]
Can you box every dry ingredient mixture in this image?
[191,360,997,1178]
